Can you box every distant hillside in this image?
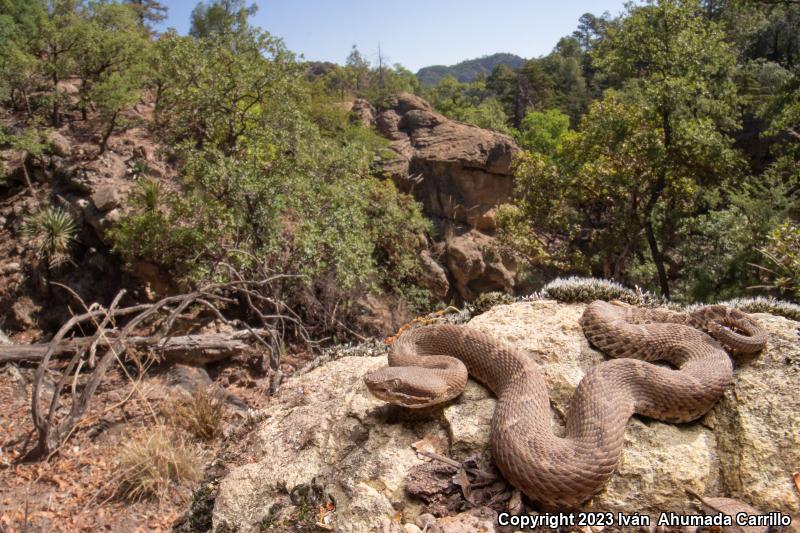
[416,53,525,86]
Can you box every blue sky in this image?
[157,1,628,72]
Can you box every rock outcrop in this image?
[212,301,800,532]
[375,93,517,232]
[360,93,520,301]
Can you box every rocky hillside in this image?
[0,98,177,338]
[0,88,523,342]
[208,300,800,532]
[416,53,525,86]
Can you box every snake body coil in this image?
[364,301,767,508]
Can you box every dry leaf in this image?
[412,434,447,459]
[455,468,473,503]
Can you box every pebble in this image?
[0,262,20,275]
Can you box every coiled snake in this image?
[364,300,768,508]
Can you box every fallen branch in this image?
[24,275,307,460]
[0,328,273,365]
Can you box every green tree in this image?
[0,1,40,115]
[541,38,590,123]
[189,0,256,38]
[512,60,555,126]
[72,1,149,147]
[125,0,167,31]
[517,109,570,154]
[458,97,513,134]
[116,24,433,316]
[345,45,370,93]
[30,0,84,127]
[150,28,299,153]
[591,0,740,298]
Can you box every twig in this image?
[24,275,308,459]
[416,449,462,469]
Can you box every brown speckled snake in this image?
[364,300,767,508]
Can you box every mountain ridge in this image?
[416,52,525,86]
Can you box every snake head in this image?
[695,306,768,354]
[363,367,449,408]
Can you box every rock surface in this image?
[376,93,517,231]
[212,301,800,532]
[368,93,520,300]
[47,131,72,158]
[445,229,515,300]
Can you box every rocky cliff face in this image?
[354,93,520,301]
[211,301,800,532]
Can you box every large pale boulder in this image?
[704,313,800,516]
[212,301,800,531]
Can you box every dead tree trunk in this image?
[0,329,270,366]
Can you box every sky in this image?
[157,1,628,72]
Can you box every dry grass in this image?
[167,388,225,441]
[116,427,203,502]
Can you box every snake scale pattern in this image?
[364,300,768,508]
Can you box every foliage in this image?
[0,126,47,190]
[471,291,515,315]
[116,427,203,502]
[149,27,299,152]
[125,0,167,31]
[23,205,78,270]
[2,0,799,319]
[754,223,800,299]
[366,179,433,309]
[74,1,149,150]
[318,46,420,106]
[189,0,257,38]
[114,24,433,317]
[503,0,747,302]
[422,75,514,134]
[516,109,570,154]
[108,179,229,282]
[0,0,149,144]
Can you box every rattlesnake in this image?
[364,300,768,508]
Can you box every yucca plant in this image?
[137,178,163,211]
[23,206,78,269]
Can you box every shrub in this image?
[471,291,516,315]
[753,223,800,299]
[108,180,229,283]
[116,427,203,502]
[715,296,800,321]
[516,109,570,154]
[23,206,78,269]
[538,276,660,305]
